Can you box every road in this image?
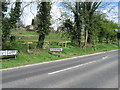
[2,50,118,88]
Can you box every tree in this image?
[36,2,51,48]
[1,1,10,44]
[83,2,101,46]
[92,12,118,44]
[9,1,22,29]
[74,2,83,47]
[103,20,117,43]
[62,2,102,47]
[94,13,106,43]
[1,1,9,18]
[2,0,22,49]
[62,2,83,47]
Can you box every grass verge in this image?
[1,43,118,69]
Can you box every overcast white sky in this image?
[8,1,118,30]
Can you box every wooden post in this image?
[27,44,30,52]
[60,51,61,57]
[58,42,59,47]
[65,42,67,48]
[15,56,17,59]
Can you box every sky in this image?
[8,1,119,30]
[100,2,118,23]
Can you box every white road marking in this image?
[48,59,103,75]
[102,56,108,59]
[0,49,117,72]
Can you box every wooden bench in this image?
[22,42,38,52]
[58,41,71,48]
[0,50,18,59]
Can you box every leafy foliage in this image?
[62,2,101,47]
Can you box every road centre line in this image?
[48,57,107,75]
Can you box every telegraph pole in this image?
[115,28,120,48]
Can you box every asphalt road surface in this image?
[2,50,118,88]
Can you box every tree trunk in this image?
[77,38,81,47]
[37,34,45,48]
[87,14,94,44]
[85,29,88,47]
[98,37,103,43]
[87,30,93,44]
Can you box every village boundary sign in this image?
[50,48,63,51]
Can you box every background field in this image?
[11,30,69,42]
